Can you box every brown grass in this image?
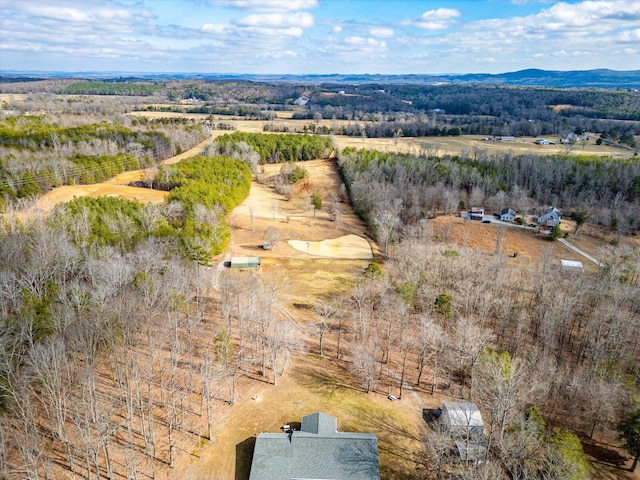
[429,216,602,272]
[171,354,432,480]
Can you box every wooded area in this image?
[0,77,639,479]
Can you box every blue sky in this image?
[1,0,638,74]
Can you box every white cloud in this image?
[332,25,343,34]
[344,36,387,49]
[235,26,304,37]
[257,50,299,59]
[202,23,229,34]
[209,0,317,12]
[234,12,314,28]
[369,27,394,38]
[512,0,640,35]
[415,8,460,30]
[618,28,640,42]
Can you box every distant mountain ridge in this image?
[2,69,639,88]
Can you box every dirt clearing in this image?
[35,184,167,214]
[288,234,373,259]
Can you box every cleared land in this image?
[288,234,373,259]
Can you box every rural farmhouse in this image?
[249,412,380,480]
[534,207,562,227]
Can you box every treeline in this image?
[338,121,461,138]
[165,79,301,104]
[0,116,170,150]
[310,83,640,122]
[43,155,251,264]
[62,81,164,96]
[214,132,332,164]
[338,147,640,237]
[0,114,207,212]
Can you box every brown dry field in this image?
[430,216,601,272]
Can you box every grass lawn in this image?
[179,354,430,480]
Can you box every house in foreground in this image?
[249,412,380,480]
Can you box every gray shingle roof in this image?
[301,412,337,435]
[249,413,380,480]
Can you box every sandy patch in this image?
[288,234,372,259]
[36,184,167,213]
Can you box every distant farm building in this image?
[470,207,485,221]
[535,139,555,145]
[499,208,516,222]
[230,256,261,268]
[560,259,584,273]
[440,402,485,438]
[535,207,561,227]
[249,412,379,480]
[294,96,310,106]
[560,132,579,144]
[499,136,515,142]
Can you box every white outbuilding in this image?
[560,259,584,274]
[440,402,484,438]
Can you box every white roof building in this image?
[441,402,485,438]
[560,259,584,273]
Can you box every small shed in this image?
[440,402,484,438]
[230,256,261,269]
[560,259,583,274]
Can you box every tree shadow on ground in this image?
[235,436,256,480]
[291,357,363,396]
[582,439,628,469]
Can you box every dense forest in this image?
[213,132,332,164]
[338,147,640,237]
